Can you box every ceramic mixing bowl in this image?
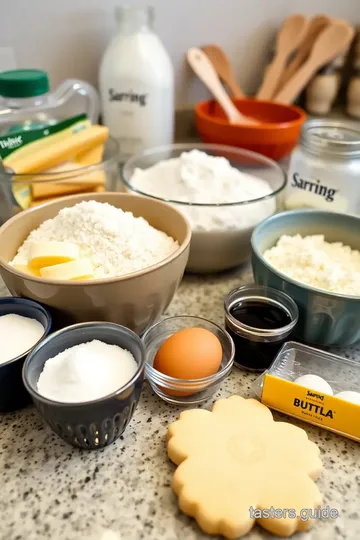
[121,143,285,273]
[195,98,306,161]
[0,192,191,334]
[23,322,145,449]
[251,209,360,347]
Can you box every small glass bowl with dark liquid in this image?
[224,285,299,372]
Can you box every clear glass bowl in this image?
[0,137,120,225]
[142,315,235,405]
[120,143,286,273]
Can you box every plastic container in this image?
[23,322,145,449]
[0,297,52,412]
[0,137,120,224]
[0,69,100,134]
[121,143,286,273]
[142,316,234,405]
[224,285,298,372]
[195,98,306,161]
[253,341,360,442]
[99,5,174,162]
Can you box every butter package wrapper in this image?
[253,341,360,443]
[0,114,108,209]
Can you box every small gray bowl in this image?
[23,322,145,449]
[251,209,360,347]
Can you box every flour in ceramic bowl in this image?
[130,150,277,232]
[11,201,179,279]
[263,234,360,296]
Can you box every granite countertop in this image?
[1,269,360,540]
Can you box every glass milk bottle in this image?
[99,5,174,162]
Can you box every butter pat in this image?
[28,241,79,269]
[13,264,41,277]
[40,258,93,280]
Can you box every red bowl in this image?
[195,98,306,161]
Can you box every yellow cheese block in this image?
[28,241,79,269]
[40,259,94,280]
[13,264,41,277]
[5,125,109,174]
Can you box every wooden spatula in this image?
[275,15,331,92]
[256,14,308,100]
[202,44,244,97]
[274,22,355,105]
[187,48,258,125]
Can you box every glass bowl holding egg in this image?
[142,316,235,405]
[120,143,286,273]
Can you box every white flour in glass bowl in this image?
[129,150,279,272]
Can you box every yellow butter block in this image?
[6,125,109,174]
[13,264,41,277]
[31,176,105,200]
[75,143,105,166]
[29,197,64,208]
[30,161,105,200]
[28,241,79,269]
[40,259,93,280]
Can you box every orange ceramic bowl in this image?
[195,98,306,161]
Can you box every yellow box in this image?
[254,342,360,443]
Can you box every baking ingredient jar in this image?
[0,69,99,134]
[224,285,298,372]
[99,5,174,162]
[285,120,360,215]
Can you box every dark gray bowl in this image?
[23,322,145,449]
[0,297,52,412]
[251,209,360,347]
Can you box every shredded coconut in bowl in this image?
[263,234,360,296]
[11,201,179,279]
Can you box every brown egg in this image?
[153,327,223,381]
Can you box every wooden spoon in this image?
[274,22,355,105]
[256,14,308,100]
[275,15,331,92]
[202,44,244,97]
[187,48,258,125]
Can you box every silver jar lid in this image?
[300,120,360,159]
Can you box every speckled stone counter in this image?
[1,269,360,540]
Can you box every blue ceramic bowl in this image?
[23,322,146,449]
[251,210,360,347]
[0,297,52,412]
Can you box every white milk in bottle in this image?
[99,5,174,161]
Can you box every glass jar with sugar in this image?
[285,120,360,215]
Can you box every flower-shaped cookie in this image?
[167,396,323,539]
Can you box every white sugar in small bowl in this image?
[23,321,146,450]
[0,297,52,412]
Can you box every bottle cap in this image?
[0,69,50,98]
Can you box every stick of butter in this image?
[40,259,93,280]
[28,241,79,269]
